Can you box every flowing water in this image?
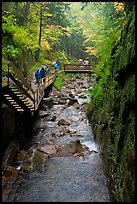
[2,75,110,202]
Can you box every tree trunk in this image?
[36,4,43,60]
[23,2,31,26]
[38,4,42,46]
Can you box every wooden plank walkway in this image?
[2,62,94,114]
[27,71,57,111]
[64,64,93,74]
[2,62,57,114]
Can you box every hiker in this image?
[83,60,89,65]
[40,65,47,84]
[78,59,83,65]
[35,68,41,86]
[53,60,60,71]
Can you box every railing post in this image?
[29,81,31,87]
[8,63,10,85]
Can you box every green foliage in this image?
[54,77,63,90]
[3,45,20,60]
[2,14,16,34]
[32,150,43,171]
[86,4,135,202]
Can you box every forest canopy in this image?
[2,2,133,75]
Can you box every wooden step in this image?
[5,97,13,99]
[8,99,15,102]
[30,108,35,111]
[26,104,34,108]
[18,97,26,100]
[12,104,20,107]
[14,106,22,109]
[23,101,32,105]
[14,91,22,94]
[4,94,10,97]
[10,88,18,91]
[17,109,24,112]
[10,101,18,104]
[16,94,23,97]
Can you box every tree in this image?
[23,2,31,26]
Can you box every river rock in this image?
[2,103,16,153]
[42,97,54,108]
[58,119,70,126]
[37,144,57,156]
[72,102,80,109]
[3,166,19,181]
[68,93,75,98]
[57,139,83,156]
[17,150,27,161]
[2,140,20,171]
[78,93,87,98]
[67,98,79,106]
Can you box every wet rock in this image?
[65,84,71,89]
[2,103,17,153]
[44,115,57,122]
[82,145,89,152]
[37,144,57,156]
[2,140,19,171]
[57,139,83,156]
[57,92,65,98]
[32,149,47,171]
[58,119,70,126]
[22,156,33,173]
[38,112,51,118]
[50,115,57,121]
[39,103,48,110]
[78,93,87,99]
[73,152,84,157]
[4,166,19,181]
[42,97,54,108]
[58,99,66,105]
[90,150,98,154]
[67,98,79,106]
[72,102,80,109]
[68,93,75,98]
[17,150,27,161]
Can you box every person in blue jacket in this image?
[53,60,60,71]
[40,65,47,84]
[35,68,41,86]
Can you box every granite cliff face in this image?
[2,103,17,153]
[86,5,135,202]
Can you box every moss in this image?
[86,5,135,202]
[32,150,43,171]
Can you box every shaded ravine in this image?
[3,75,110,202]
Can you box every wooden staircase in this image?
[2,62,36,115]
[2,61,57,115]
[2,75,35,114]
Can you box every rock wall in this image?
[86,5,135,202]
[2,103,17,153]
[2,103,34,166]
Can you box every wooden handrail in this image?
[3,61,35,94]
[8,72,35,103]
[2,61,57,112]
[64,64,93,72]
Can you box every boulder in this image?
[42,97,54,108]
[57,139,83,156]
[58,119,70,126]
[67,98,79,106]
[2,103,17,153]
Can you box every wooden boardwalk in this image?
[64,64,93,74]
[2,62,57,115]
[2,62,94,115]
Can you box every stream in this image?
[2,75,110,202]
